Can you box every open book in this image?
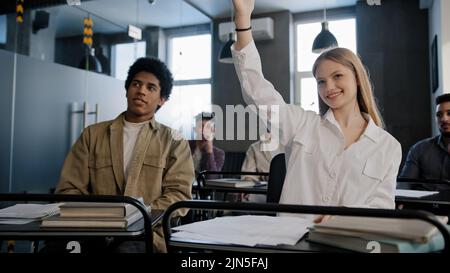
[0,203,62,219]
[204,178,267,188]
[58,197,145,218]
[0,203,63,225]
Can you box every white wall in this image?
[29,10,55,62]
[428,0,450,135]
[440,0,450,95]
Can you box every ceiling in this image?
[2,0,357,38]
[187,0,357,19]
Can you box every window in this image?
[156,33,211,139]
[0,15,6,44]
[111,41,146,81]
[296,18,356,113]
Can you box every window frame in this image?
[293,7,356,110]
[159,24,213,139]
[165,24,212,87]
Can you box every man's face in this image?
[126,71,166,122]
[436,101,450,137]
[196,119,214,141]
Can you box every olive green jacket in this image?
[56,113,194,252]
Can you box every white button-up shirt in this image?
[232,41,402,209]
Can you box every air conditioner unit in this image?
[218,17,274,42]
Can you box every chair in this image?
[221,152,246,175]
[397,177,450,191]
[266,153,286,203]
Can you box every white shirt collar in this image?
[323,109,380,143]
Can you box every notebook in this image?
[204,178,267,188]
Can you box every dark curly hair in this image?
[436,93,450,105]
[125,57,173,100]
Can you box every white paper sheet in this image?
[395,189,439,198]
[172,215,312,247]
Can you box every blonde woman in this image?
[231,0,401,219]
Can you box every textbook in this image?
[59,197,145,218]
[313,215,448,243]
[204,178,267,188]
[40,209,143,229]
[307,226,448,253]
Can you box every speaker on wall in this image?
[32,10,49,34]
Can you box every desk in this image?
[396,190,450,215]
[0,209,163,238]
[0,194,163,253]
[193,184,267,195]
[163,200,450,253]
[168,234,350,253]
[194,171,269,199]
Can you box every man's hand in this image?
[205,140,213,154]
[314,215,333,224]
[240,193,250,202]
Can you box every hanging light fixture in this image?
[312,6,338,54]
[218,0,235,64]
[219,33,235,63]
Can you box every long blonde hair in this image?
[312,48,384,128]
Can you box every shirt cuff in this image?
[231,40,256,61]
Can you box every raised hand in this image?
[232,0,255,19]
[232,0,255,51]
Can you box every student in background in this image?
[231,0,402,221]
[55,57,194,253]
[400,93,450,185]
[189,112,225,178]
[241,130,283,202]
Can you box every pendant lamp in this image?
[218,0,235,64]
[312,7,338,53]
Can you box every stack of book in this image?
[307,215,449,253]
[41,198,148,230]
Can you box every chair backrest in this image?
[266,153,286,203]
[397,177,450,191]
[221,152,246,173]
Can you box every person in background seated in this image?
[400,93,450,187]
[55,57,194,253]
[231,0,402,222]
[241,130,283,203]
[189,112,225,179]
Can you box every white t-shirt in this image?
[123,118,150,179]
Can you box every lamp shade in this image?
[79,48,102,73]
[218,33,235,64]
[312,21,338,54]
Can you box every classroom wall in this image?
[0,49,126,193]
[212,10,293,152]
[0,49,14,193]
[428,0,450,135]
[356,0,431,166]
